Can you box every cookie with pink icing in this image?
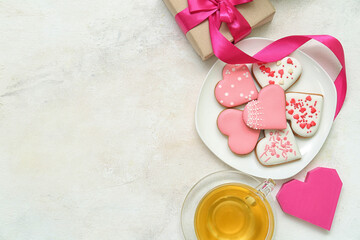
[252,57,302,90]
[215,64,258,107]
[217,109,260,155]
[256,123,302,166]
[243,85,287,130]
[286,92,323,137]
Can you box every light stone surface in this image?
[0,0,359,239]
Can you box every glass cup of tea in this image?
[181,170,276,240]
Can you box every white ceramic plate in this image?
[195,38,337,179]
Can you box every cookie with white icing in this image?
[252,57,302,90]
[256,123,301,166]
[286,92,323,137]
[215,64,258,107]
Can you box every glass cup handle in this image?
[256,179,276,197]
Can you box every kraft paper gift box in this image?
[163,0,276,60]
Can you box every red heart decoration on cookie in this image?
[285,92,323,137]
[277,167,342,230]
[252,57,302,90]
[217,109,260,155]
[215,64,258,107]
[243,85,287,130]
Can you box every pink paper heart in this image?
[217,109,260,155]
[243,85,287,130]
[215,64,258,107]
[277,167,343,230]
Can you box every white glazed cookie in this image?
[286,92,323,137]
[252,57,302,90]
[256,123,301,166]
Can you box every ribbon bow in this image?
[176,0,253,43]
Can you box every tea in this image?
[194,183,274,240]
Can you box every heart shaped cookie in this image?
[277,167,342,230]
[215,64,258,107]
[286,92,323,137]
[252,57,302,90]
[243,85,287,130]
[217,109,260,155]
[255,123,301,166]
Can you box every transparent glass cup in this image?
[181,170,276,240]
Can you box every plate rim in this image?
[195,37,337,179]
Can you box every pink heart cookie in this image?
[217,109,260,155]
[255,123,301,166]
[243,85,287,130]
[277,167,342,230]
[286,92,323,137]
[215,64,258,107]
[252,57,302,90]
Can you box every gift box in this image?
[163,0,276,60]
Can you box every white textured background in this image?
[0,0,359,239]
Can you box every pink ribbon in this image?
[175,0,347,118]
[176,0,253,43]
